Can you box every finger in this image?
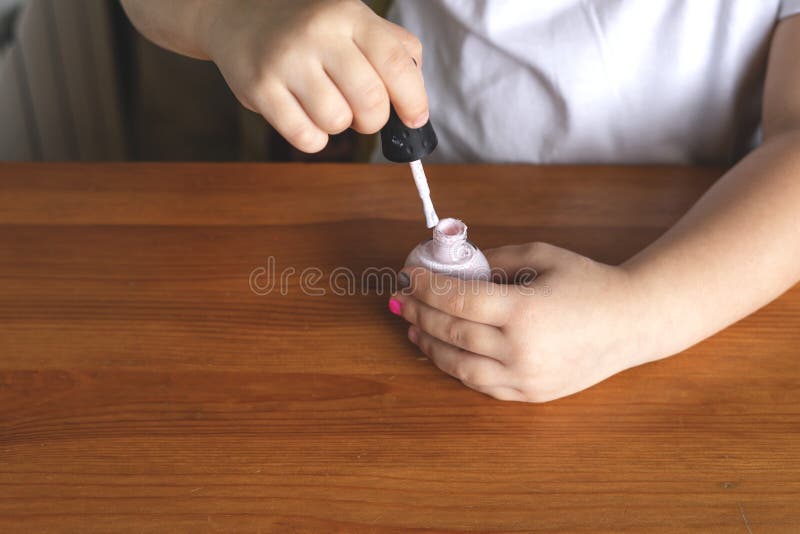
[485,242,568,281]
[382,20,423,67]
[470,385,526,402]
[323,45,390,134]
[483,244,541,284]
[392,294,509,361]
[287,65,353,135]
[353,24,428,128]
[253,83,328,153]
[400,267,517,327]
[484,244,532,272]
[409,326,507,389]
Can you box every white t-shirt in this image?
[386,0,800,164]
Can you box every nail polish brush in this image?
[380,106,490,280]
[380,106,439,228]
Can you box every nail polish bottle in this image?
[404,218,491,280]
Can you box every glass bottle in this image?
[404,218,490,280]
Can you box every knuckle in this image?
[504,346,525,367]
[487,388,517,402]
[445,290,467,316]
[351,83,389,133]
[360,82,389,112]
[249,49,288,84]
[286,123,325,152]
[247,77,278,108]
[418,334,433,355]
[382,44,413,75]
[526,241,563,264]
[323,108,353,133]
[298,2,342,36]
[452,360,471,382]
[459,364,493,388]
[526,241,549,257]
[518,375,549,403]
[445,320,462,347]
[237,96,257,113]
[521,391,550,404]
[286,123,313,145]
[406,35,423,57]
[414,306,431,331]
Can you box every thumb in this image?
[484,242,565,283]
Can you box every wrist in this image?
[615,263,670,369]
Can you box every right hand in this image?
[201,0,429,153]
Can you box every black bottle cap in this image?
[380,105,438,162]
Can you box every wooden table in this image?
[1,163,798,532]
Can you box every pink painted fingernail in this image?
[388,298,403,316]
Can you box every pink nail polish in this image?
[404,218,491,280]
[388,298,403,316]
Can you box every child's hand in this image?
[389,242,648,402]
[202,0,428,152]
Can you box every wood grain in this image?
[1,163,798,533]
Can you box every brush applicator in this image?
[380,106,440,228]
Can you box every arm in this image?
[119,0,429,152]
[387,16,800,402]
[119,0,213,60]
[622,15,800,363]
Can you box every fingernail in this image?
[397,271,411,290]
[408,326,419,343]
[388,297,403,316]
[411,112,429,128]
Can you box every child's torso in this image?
[389,0,800,164]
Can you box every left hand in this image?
[388,242,648,402]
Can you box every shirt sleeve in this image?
[780,0,800,19]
